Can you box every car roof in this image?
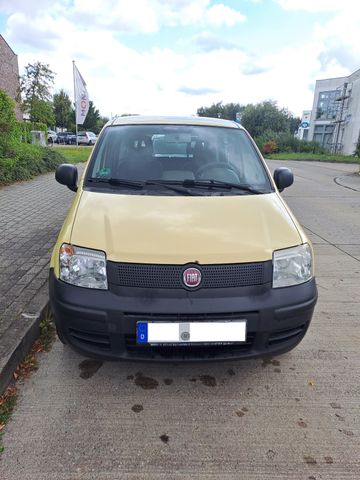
[108,115,243,130]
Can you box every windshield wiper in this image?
[88,177,144,189]
[144,180,204,196]
[181,179,264,194]
[87,177,203,196]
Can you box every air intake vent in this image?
[68,328,111,350]
[268,325,305,346]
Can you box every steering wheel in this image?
[195,161,240,180]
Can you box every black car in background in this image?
[56,132,77,145]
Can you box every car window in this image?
[88,124,272,191]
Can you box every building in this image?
[0,34,22,120]
[308,68,360,155]
[296,110,311,141]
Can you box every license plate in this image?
[136,321,246,344]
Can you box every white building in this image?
[296,110,311,141]
[308,68,360,155]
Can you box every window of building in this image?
[313,124,334,149]
[316,90,338,120]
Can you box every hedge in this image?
[0,144,65,185]
[17,121,47,143]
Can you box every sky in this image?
[0,0,359,119]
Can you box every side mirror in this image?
[273,167,293,192]
[55,164,78,192]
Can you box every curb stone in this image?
[0,285,49,395]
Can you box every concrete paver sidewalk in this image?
[0,166,84,392]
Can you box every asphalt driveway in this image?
[0,160,359,479]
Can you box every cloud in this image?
[0,0,54,15]
[68,0,246,33]
[276,0,358,12]
[242,64,270,75]
[6,12,64,50]
[192,32,239,52]
[178,86,220,95]
[205,4,246,27]
[312,7,360,75]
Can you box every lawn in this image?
[54,146,92,164]
[266,152,360,164]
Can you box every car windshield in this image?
[87,124,272,193]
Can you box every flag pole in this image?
[72,60,78,147]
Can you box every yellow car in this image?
[50,116,317,360]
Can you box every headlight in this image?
[273,244,313,288]
[59,244,108,289]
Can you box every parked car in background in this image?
[47,130,57,144]
[77,131,97,145]
[56,132,77,145]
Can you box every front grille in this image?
[122,311,256,321]
[108,261,267,289]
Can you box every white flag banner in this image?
[74,64,89,125]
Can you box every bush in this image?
[0,145,65,185]
[353,136,360,158]
[0,89,62,185]
[17,121,47,143]
[262,140,278,154]
[254,130,326,155]
[0,90,19,149]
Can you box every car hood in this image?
[70,190,302,264]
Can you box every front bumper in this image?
[49,269,317,361]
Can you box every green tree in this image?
[53,89,74,129]
[97,115,109,133]
[20,61,55,125]
[289,116,301,134]
[81,101,107,134]
[0,89,18,152]
[31,98,55,126]
[241,100,292,137]
[197,102,243,121]
[81,100,99,131]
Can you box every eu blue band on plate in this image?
[137,322,148,343]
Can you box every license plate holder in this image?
[136,321,247,345]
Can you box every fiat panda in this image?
[49,116,317,360]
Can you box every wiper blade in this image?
[88,177,144,189]
[144,180,204,196]
[182,179,264,194]
[88,177,203,195]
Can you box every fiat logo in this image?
[183,267,202,288]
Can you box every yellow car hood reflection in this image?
[70,190,302,264]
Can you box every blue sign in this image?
[300,121,310,128]
[137,322,148,343]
